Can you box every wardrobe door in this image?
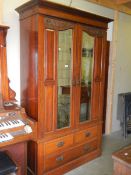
[57,28,73,130]
[75,25,106,127]
[79,30,94,124]
[43,17,75,134]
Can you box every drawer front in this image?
[44,134,73,155]
[44,140,97,172]
[74,126,97,144]
[77,140,97,157]
[44,148,76,172]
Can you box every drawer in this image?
[74,126,97,144]
[77,140,97,157]
[44,148,76,172]
[44,140,97,172]
[44,134,73,155]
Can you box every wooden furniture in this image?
[102,41,110,133]
[0,25,16,101]
[112,145,131,175]
[61,86,89,104]
[0,106,37,149]
[0,25,37,175]
[16,1,112,174]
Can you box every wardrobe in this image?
[16,1,112,174]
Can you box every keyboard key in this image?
[0,119,25,130]
[0,133,14,142]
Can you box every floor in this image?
[65,131,131,175]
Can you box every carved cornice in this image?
[44,17,74,30]
[83,25,106,37]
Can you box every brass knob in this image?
[84,144,90,152]
[57,141,64,147]
[76,80,80,85]
[56,155,64,162]
[72,80,76,86]
[85,132,91,137]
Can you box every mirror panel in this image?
[80,31,94,123]
[57,29,72,129]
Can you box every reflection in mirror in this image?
[80,31,94,123]
[57,29,72,129]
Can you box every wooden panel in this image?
[1,142,27,175]
[103,41,110,133]
[113,161,131,175]
[74,25,82,81]
[27,141,37,175]
[91,37,104,120]
[93,37,103,81]
[44,134,73,155]
[112,145,131,175]
[44,149,100,175]
[37,15,45,138]
[0,28,9,100]
[44,140,97,172]
[74,126,97,144]
[99,36,108,122]
[16,1,112,28]
[44,17,74,31]
[116,0,131,4]
[0,26,16,101]
[44,29,56,82]
[20,15,38,120]
[73,25,82,126]
[44,86,55,133]
[91,83,100,120]
[124,1,131,8]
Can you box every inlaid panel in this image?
[44,86,55,132]
[44,29,56,82]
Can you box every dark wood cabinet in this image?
[16,1,112,174]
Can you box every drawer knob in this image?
[76,80,80,85]
[72,80,76,86]
[85,132,91,137]
[84,145,90,152]
[56,155,64,162]
[57,141,64,147]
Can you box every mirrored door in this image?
[57,29,73,129]
[79,31,94,123]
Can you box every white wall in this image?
[111,13,131,132]
[0,0,3,23]
[2,0,29,101]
